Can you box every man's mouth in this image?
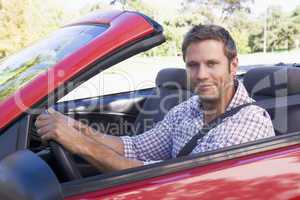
[197,84,214,91]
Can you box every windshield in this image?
[0,24,107,102]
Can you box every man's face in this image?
[185,40,238,102]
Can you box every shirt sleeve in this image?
[121,102,186,165]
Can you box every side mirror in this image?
[0,150,63,200]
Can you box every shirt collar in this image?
[226,80,254,111]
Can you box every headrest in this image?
[155,68,189,90]
[244,66,300,97]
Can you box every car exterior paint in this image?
[66,144,300,200]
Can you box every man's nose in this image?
[197,66,209,80]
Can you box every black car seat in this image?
[133,68,193,135]
[243,66,300,135]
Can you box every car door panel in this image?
[99,147,300,200]
[0,116,29,160]
[64,140,300,200]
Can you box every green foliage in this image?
[248,6,300,52]
[291,5,300,41]
[180,0,253,22]
[248,32,263,52]
[0,0,76,59]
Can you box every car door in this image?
[0,115,29,160]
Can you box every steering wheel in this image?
[49,141,82,181]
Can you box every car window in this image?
[0,25,107,102]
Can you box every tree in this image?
[248,6,299,52]
[178,0,255,54]
[180,0,253,23]
[291,5,300,49]
[0,0,29,58]
[291,5,300,24]
[248,32,264,52]
[0,0,73,59]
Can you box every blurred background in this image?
[1,0,300,59]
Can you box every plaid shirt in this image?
[121,81,275,165]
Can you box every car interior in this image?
[28,65,300,183]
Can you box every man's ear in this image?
[230,57,238,78]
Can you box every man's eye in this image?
[207,62,216,67]
[187,63,198,69]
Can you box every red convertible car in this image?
[1,10,300,200]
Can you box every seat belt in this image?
[176,102,253,157]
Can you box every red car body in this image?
[66,145,300,200]
[1,10,300,200]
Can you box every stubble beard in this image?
[196,77,235,112]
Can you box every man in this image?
[35,24,275,172]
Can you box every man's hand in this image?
[35,108,143,171]
[35,108,87,154]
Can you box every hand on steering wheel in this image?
[35,108,83,181]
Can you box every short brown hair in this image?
[182,24,237,63]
